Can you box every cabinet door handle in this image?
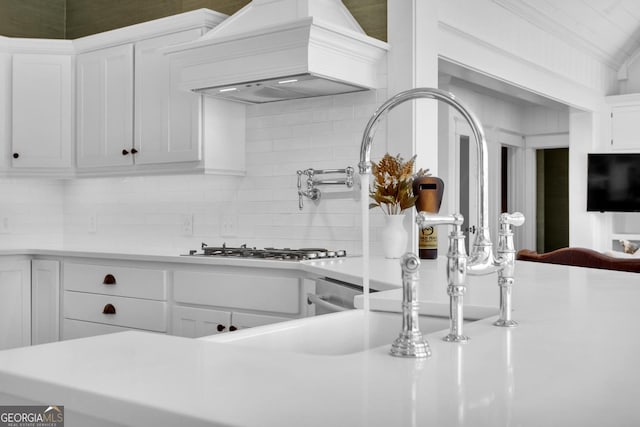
[131,148,138,154]
[102,303,116,314]
[12,153,19,159]
[216,324,226,332]
[102,274,116,285]
[122,149,129,156]
[229,325,237,332]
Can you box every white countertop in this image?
[1,254,640,426]
[1,247,401,289]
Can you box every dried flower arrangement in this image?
[369,153,429,215]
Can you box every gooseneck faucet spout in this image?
[358,88,495,272]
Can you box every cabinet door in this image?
[134,29,203,165]
[12,54,72,169]
[0,52,10,169]
[31,260,60,345]
[77,44,134,168]
[174,270,302,315]
[611,105,640,150]
[230,312,292,331]
[172,305,231,338]
[0,259,31,350]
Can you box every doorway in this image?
[536,148,569,252]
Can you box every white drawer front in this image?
[172,306,231,338]
[62,318,135,340]
[173,270,301,314]
[64,291,167,332]
[64,262,167,300]
[231,312,292,330]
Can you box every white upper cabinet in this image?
[12,53,72,171]
[134,29,202,165]
[611,104,640,150]
[606,94,640,151]
[76,43,134,168]
[74,10,243,176]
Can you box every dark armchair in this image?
[516,247,640,273]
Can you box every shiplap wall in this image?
[0,180,64,249]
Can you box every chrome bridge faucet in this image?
[417,212,469,342]
[358,88,525,344]
[494,212,525,327]
[390,253,431,358]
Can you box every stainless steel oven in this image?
[307,277,372,315]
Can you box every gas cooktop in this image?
[185,243,347,261]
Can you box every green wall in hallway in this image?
[0,0,387,41]
[0,0,65,39]
[537,148,570,253]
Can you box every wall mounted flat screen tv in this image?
[587,153,640,212]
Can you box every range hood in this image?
[164,0,388,104]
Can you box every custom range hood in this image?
[164,0,388,104]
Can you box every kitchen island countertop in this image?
[0,256,639,426]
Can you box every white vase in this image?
[381,214,408,259]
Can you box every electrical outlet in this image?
[0,217,9,234]
[88,213,97,233]
[181,214,194,236]
[221,215,237,237]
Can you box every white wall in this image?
[604,57,640,247]
[437,79,569,251]
[436,0,613,250]
[0,179,64,249]
[62,90,390,256]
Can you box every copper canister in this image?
[413,177,444,259]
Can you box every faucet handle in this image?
[499,212,525,228]
[416,212,464,231]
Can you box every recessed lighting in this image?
[278,79,298,85]
[219,87,237,93]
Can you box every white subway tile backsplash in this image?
[0,89,388,255]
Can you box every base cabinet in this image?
[61,261,168,340]
[171,269,306,338]
[31,259,60,345]
[172,306,231,338]
[0,258,31,350]
[62,318,139,340]
[171,306,291,339]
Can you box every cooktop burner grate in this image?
[187,243,346,261]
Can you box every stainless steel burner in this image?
[186,243,346,261]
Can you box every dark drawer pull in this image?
[229,325,237,332]
[102,303,116,314]
[216,324,226,332]
[131,148,138,154]
[122,149,129,156]
[103,274,116,285]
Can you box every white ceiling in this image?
[494,0,640,70]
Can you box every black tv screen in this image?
[587,153,640,212]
